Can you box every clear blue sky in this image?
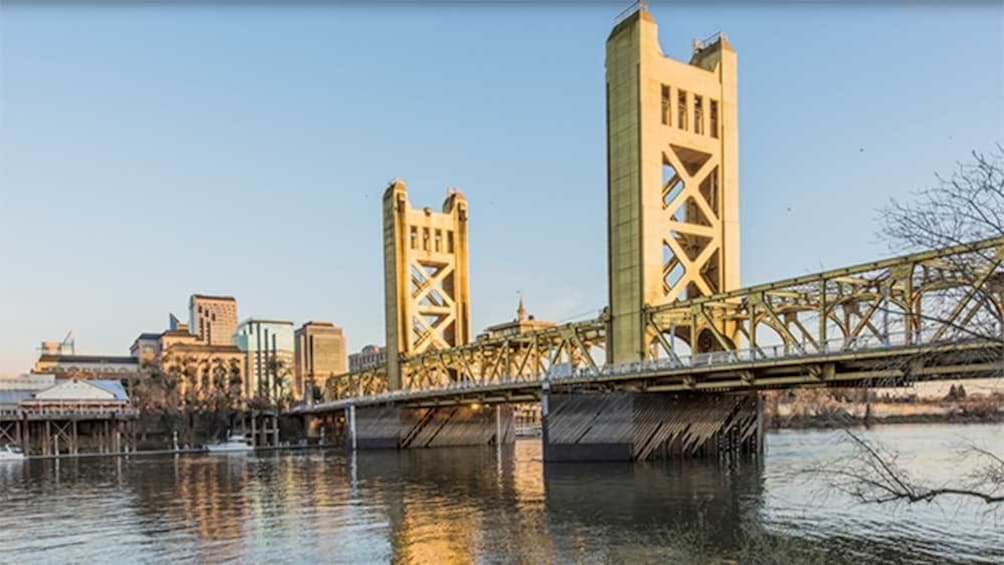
[1,2,1001,375]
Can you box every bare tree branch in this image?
[808,431,1004,505]
[810,148,1004,506]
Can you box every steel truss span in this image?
[304,238,1002,413]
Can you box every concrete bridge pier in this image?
[346,403,515,450]
[541,389,763,462]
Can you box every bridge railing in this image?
[317,237,1002,406]
[313,334,999,409]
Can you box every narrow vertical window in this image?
[677,90,688,131]
[710,99,719,138]
[694,95,704,135]
[434,229,442,252]
[660,84,671,126]
[409,226,418,249]
[447,231,455,253]
[422,227,430,251]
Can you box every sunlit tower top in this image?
[606,5,740,363]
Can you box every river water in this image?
[0,423,1001,564]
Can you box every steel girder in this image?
[322,237,1003,402]
[645,236,1003,363]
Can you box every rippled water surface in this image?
[1,423,1001,563]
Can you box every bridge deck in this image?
[297,237,1003,416]
[296,339,999,414]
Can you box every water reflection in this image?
[0,426,1001,563]
[352,445,540,563]
[544,459,763,533]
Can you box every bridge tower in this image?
[345,183,510,450]
[383,179,471,390]
[539,5,758,463]
[606,6,739,363]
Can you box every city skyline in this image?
[2,2,1001,375]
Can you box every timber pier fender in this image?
[346,403,515,450]
[541,391,763,462]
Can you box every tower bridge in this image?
[291,5,1004,461]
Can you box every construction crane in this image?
[61,331,75,355]
[37,331,74,356]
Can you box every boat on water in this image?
[205,434,254,453]
[0,444,25,462]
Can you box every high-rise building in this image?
[348,344,385,372]
[132,298,245,402]
[294,322,347,400]
[234,319,295,400]
[383,179,471,389]
[189,294,238,346]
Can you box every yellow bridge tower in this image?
[383,179,472,390]
[606,6,740,363]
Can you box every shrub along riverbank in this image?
[763,388,1003,429]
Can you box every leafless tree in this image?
[812,147,1004,506]
[880,145,1004,251]
[880,145,1004,348]
[816,430,1003,505]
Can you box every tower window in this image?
[434,229,443,252]
[422,228,430,251]
[677,90,688,131]
[447,231,455,253]
[660,84,671,126]
[710,99,719,138]
[409,226,418,250]
[694,95,704,135]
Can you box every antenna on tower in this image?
[614,0,649,25]
[62,331,75,355]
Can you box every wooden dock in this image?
[0,404,140,456]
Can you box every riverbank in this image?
[764,391,1003,430]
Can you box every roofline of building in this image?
[36,354,139,364]
[190,293,237,302]
[480,318,557,332]
[238,318,295,327]
[300,320,339,328]
[164,344,242,353]
[160,329,195,337]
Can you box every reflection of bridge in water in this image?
[291,5,1003,461]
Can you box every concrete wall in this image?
[349,404,514,450]
[542,391,761,462]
